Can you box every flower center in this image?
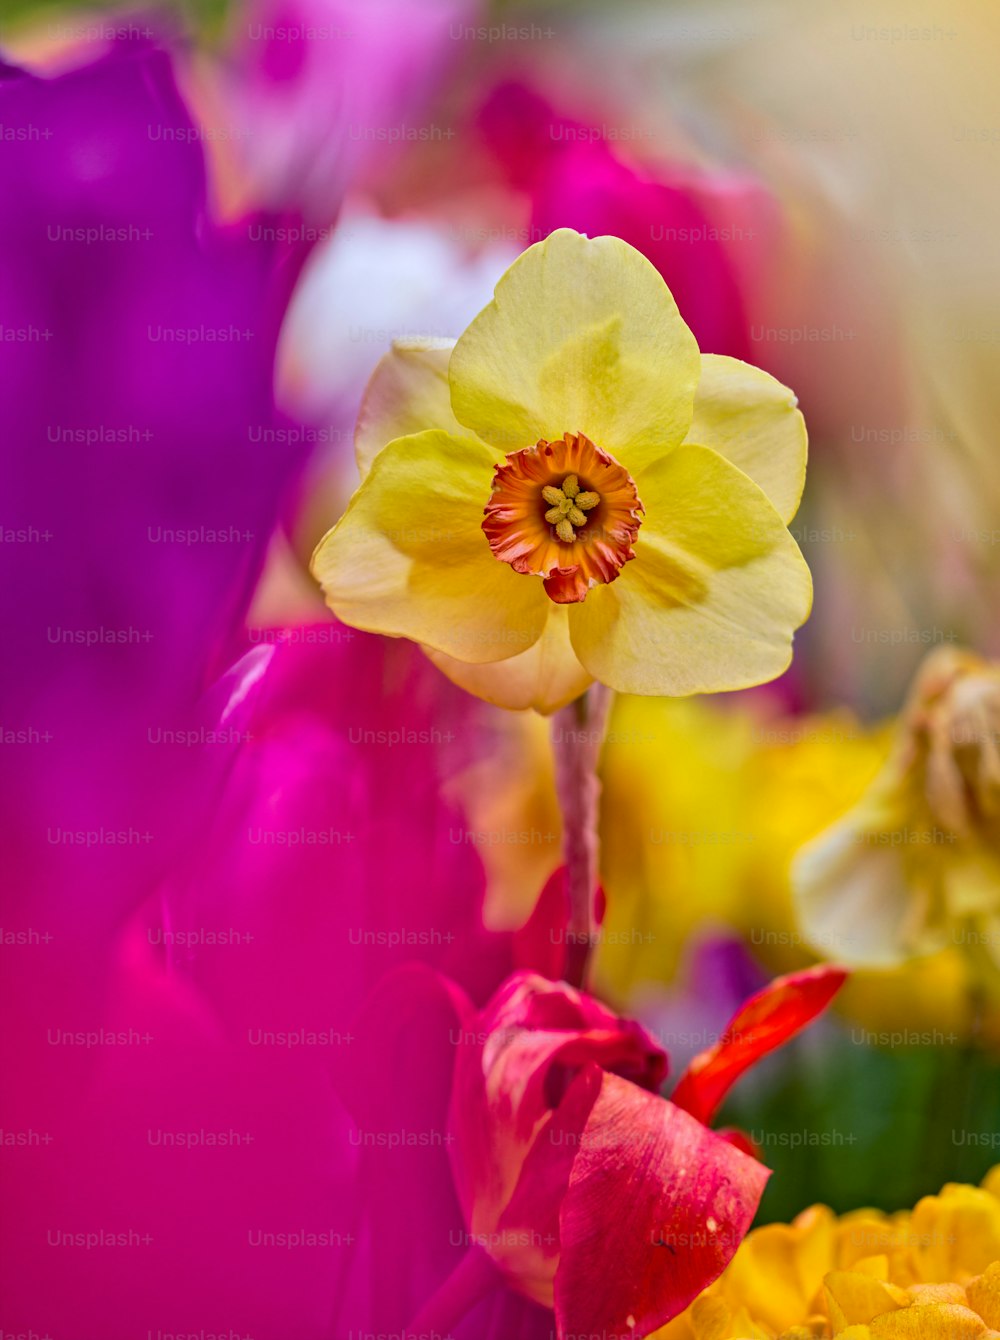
[482,432,642,605]
[541,475,601,543]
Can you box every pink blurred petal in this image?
[225,0,480,220]
[335,963,474,1331]
[478,80,779,360]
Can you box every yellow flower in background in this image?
[656,1170,1000,1339]
[593,692,990,1041]
[595,693,761,989]
[794,648,1000,1001]
[312,228,812,712]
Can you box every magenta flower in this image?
[0,36,310,942]
[0,52,531,1339]
[478,81,781,363]
[223,0,479,220]
[0,38,338,1337]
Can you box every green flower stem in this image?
[551,682,613,989]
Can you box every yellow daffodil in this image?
[312,229,812,712]
[656,1169,1000,1339]
[794,648,1000,1004]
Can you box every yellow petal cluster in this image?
[656,1170,1000,1339]
[591,692,993,1043]
[312,229,812,711]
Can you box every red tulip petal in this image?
[715,1127,760,1160]
[671,964,847,1125]
[491,1062,604,1304]
[448,973,667,1236]
[513,867,607,980]
[555,1070,770,1339]
[513,865,570,980]
[594,882,607,927]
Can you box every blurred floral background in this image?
[3,0,1000,1335]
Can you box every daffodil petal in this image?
[311,429,548,663]
[967,1261,1000,1328]
[869,1303,993,1338]
[449,229,700,471]
[718,1220,820,1331]
[424,606,593,713]
[792,756,955,967]
[355,338,463,478]
[912,1184,1000,1280]
[793,817,924,968]
[684,354,808,523]
[824,1270,907,1329]
[567,445,812,696]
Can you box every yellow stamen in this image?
[544,475,601,543]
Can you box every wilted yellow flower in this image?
[656,1169,1000,1339]
[795,648,1000,1001]
[593,692,989,1041]
[312,229,811,712]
